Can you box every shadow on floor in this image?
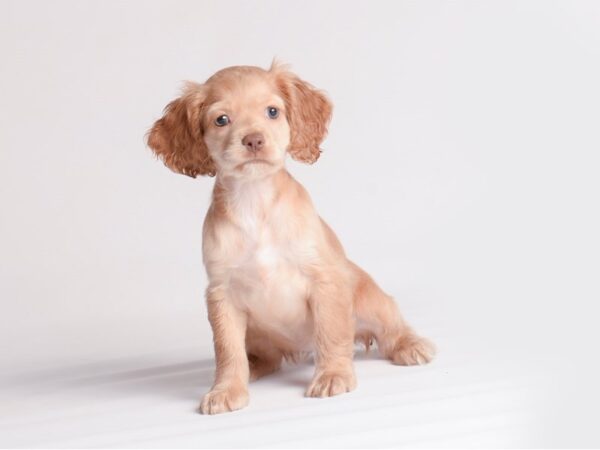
[3,348,390,409]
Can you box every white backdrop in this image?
[1,1,599,447]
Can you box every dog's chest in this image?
[225,192,311,334]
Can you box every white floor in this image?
[0,303,549,448]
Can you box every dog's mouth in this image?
[238,159,272,168]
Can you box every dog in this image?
[147,62,435,415]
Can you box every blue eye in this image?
[266,107,279,119]
[215,115,229,127]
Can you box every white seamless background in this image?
[1,1,599,447]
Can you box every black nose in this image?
[242,133,264,153]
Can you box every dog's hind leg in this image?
[246,330,283,381]
[351,262,435,365]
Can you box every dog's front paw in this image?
[306,371,356,398]
[199,384,249,415]
[392,334,436,366]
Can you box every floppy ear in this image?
[272,63,333,164]
[147,83,216,177]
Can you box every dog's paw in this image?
[391,334,436,366]
[199,385,249,415]
[305,371,356,398]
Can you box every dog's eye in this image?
[266,107,279,119]
[215,115,230,127]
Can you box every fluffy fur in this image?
[147,62,435,415]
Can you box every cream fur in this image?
[147,63,435,415]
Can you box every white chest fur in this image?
[212,177,313,344]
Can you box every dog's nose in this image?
[242,133,264,153]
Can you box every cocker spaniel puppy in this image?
[148,62,435,415]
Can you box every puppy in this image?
[148,62,435,415]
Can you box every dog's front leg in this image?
[200,287,249,414]
[306,273,357,397]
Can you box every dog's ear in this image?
[271,62,333,164]
[147,83,216,177]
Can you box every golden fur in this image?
[147,62,435,415]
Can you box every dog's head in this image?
[147,62,332,180]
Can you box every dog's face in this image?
[148,63,333,180]
[202,69,291,179]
